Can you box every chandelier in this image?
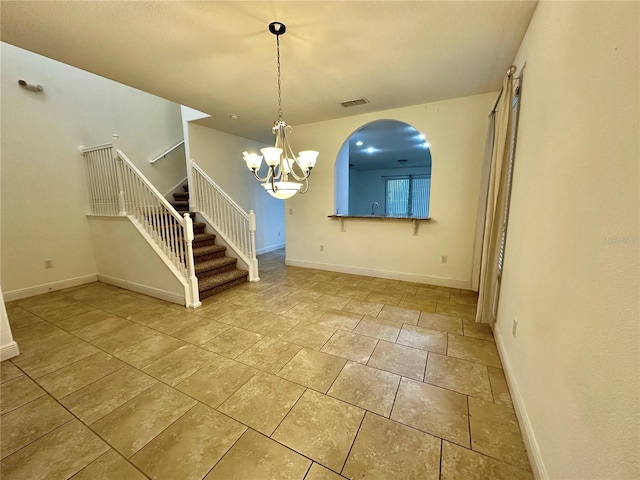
[242,21,318,200]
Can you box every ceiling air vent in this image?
[341,97,369,108]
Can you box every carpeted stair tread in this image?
[173,192,189,200]
[198,269,248,293]
[172,200,190,208]
[195,256,237,274]
[193,244,226,257]
[194,233,216,243]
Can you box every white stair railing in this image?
[80,137,200,307]
[191,161,259,282]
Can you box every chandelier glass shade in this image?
[242,21,318,199]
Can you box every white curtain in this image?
[475,72,516,324]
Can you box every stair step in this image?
[193,233,216,249]
[182,184,189,192]
[195,256,238,279]
[193,222,206,234]
[193,244,226,262]
[172,200,190,208]
[173,192,189,201]
[198,269,248,299]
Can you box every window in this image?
[497,88,521,277]
[385,175,430,217]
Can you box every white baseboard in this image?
[2,275,98,302]
[0,341,20,361]
[285,258,471,289]
[256,243,286,255]
[97,274,185,306]
[494,327,548,480]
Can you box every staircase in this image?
[171,185,248,300]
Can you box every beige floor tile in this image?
[336,286,373,300]
[418,311,463,335]
[143,344,217,386]
[278,348,347,393]
[343,298,384,317]
[282,321,336,350]
[204,429,310,480]
[343,412,441,480]
[125,304,178,325]
[102,298,155,317]
[0,376,46,415]
[12,321,62,342]
[247,312,301,338]
[14,329,74,359]
[61,365,157,424]
[424,353,492,401]
[7,310,44,329]
[33,303,96,323]
[236,337,302,373]
[436,301,477,319]
[316,310,362,331]
[1,395,73,459]
[441,441,533,480]
[273,389,364,473]
[54,309,116,331]
[328,362,400,417]
[256,295,298,315]
[114,333,185,369]
[146,311,203,334]
[384,283,418,296]
[131,403,246,480]
[365,290,403,305]
[309,294,351,311]
[447,334,502,368]
[468,397,530,471]
[1,361,23,384]
[399,295,437,312]
[91,383,196,458]
[416,286,452,302]
[356,277,393,291]
[90,323,156,354]
[23,297,83,317]
[13,338,99,379]
[367,340,428,380]
[215,306,262,329]
[177,355,257,407]
[463,319,494,341]
[321,330,378,364]
[219,371,305,435]
[0,420,109,480]
[450,290,479,306]
[36,351,125,398]
[172,318,230,345]
[283,303,327,322]
[201,326,263,358]
[391,377,470,447]
[396,324,448,353]
[72,449,147,480]
[193,301,239,320]
[353,316,401,342]
[488,367,513,407]
[73,316,132,342]
[311,281,343,295]
[305,463,347,479]
[377,304,420,325]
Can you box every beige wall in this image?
[187,123,285,254]
[495,2,639,479]
[285,92,495,288]
[1,43,186,295]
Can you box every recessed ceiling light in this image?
[229,114,239,120]
[366,147,375,153]
[356,141,363,146]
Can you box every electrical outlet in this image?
[441,255,447,264]
[289,208,293,215]
[512,318,518,337]
[44,259,53,269]
[320,245,324,252]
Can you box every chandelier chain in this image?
[276,34,283,121]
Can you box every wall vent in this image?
[341,97,369,108]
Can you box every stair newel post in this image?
[248,209,260,282]
[112,134,127,216]
[183,213,201,307]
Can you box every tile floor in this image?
[0,250,532,479]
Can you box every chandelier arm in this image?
[298,176,310,194]
[252,169,271,182]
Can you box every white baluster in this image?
[249,209,259,282]
[183,213,201,307]
[111,135,127,216]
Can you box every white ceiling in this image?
[0,1,537,143]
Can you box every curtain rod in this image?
[490,65,518,116]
